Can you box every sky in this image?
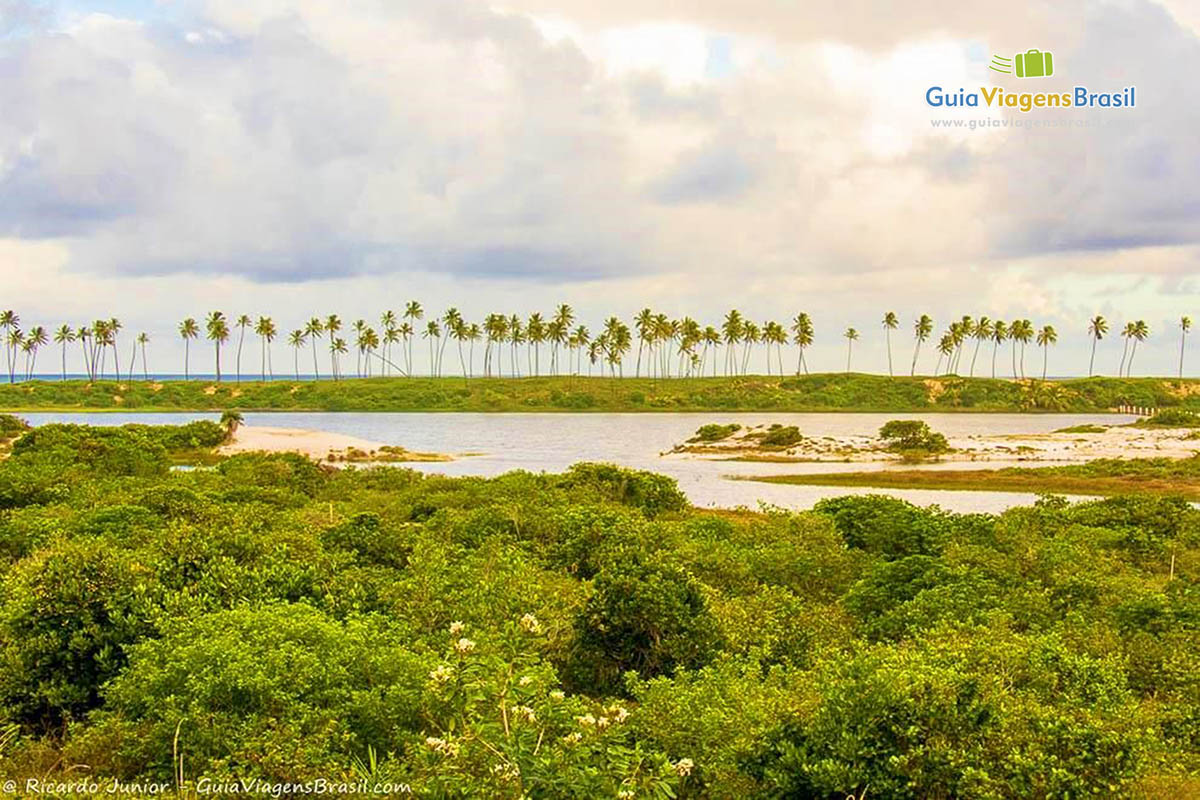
[1,0,1199,376]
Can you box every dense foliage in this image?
[0,421,1197,797]
[879,419,951,455]
[2,374,1200,413]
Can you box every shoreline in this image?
[220,425,452,464]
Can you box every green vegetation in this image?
[1136,409,1200,428]
[3,374,1200,413]
[1054,423,1109,434]
[756,424,803,448]
[750,454,1200,501]
[878,419,950,457]
[689,423,741,442]
[0,421,1197,796]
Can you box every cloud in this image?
[0,0,1197,379]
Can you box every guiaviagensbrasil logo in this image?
[926,47,1136,113]
[989,49,1054,78]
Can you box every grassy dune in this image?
[748,455,1200,500]
[1,373,1199,413]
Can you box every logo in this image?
[990,49,1055,78]
[926,45,1135,113]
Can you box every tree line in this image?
[0,307,1193,383]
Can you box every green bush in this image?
[1142,408,1200,427]
[73,604,429,780]
[560,463,687,517]
[759,425,802,447]
[688,423,741,443]
[878,419,950,455]
[568,561,721,694]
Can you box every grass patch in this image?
[746,455,1200,501]
[1053,424,1108,434]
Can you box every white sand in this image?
[668,424,1200,464]
[219,425,446,462]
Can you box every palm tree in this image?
[1087,315,1108,377]
[23,326,47,380]
[234,314,251,383]
[423,320,441,376]
[54,324,75,381]
[882,312,898,377]
[969,317,992,377]
[0,310,18,382]
[78,325,94,382]
[255,316,276,381]
[379,310,397,375]
[843,327,859,373]
[1036,325,1057,380]
[1117,321,1135,378]
[507,315,524,377]
[634,308,655,377]
[206,311,230,382]
[403,302,423,376]
[287,329,306,379]
[325,315,342,378]
[934,333,953,375]
[179,318,199,380]
[527,312,546,376]
[722,310,743,377]
[1011,319,1033,379]
[990,320,1007,379]
[136,332,150,380]
[106,318,122,382]
[791,313,814,375]
[331,337,348,379]
[1126,320,1149,377]
[304,317,324,379]
[911,314,933,375]
[1179,316,1192,379]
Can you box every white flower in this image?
[562,732,582,745]
[513,705,537,723]
[618,791,635,799]
[425,736,461,758]
[673,758,694,777]
[454,637,475,655]
[428,664,454,684]
[612,706,629,723]
[448,620,465,635]
[596,716,611,730]
[518,675,533,687]
[550,690,565,701]
[575,714,596,728]
[519,613,542,634]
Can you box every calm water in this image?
[22,411,1136,514]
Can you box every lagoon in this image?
[22,411,1136,513]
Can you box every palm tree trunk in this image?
[62,344,67,381]
[236,329,245,383]
[184,341,190,381]
[1042,345,1048,380]
[1089,337,1098,377]
[911,341,921,376]
[1117,338,1129,378]
[886,329,893,377]
[969,340,982,377]
[311,340,319,379]
[1181,331,1187,379]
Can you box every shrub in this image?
[0,539,159,726]
[567,561,721,694]
[759,425,802,447]
[72,604,429,781]
[688,423,741,443]
[1142,409,1200,427]
[878,419,950,455]
[813,495,952,559]
[560,463,687,517]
